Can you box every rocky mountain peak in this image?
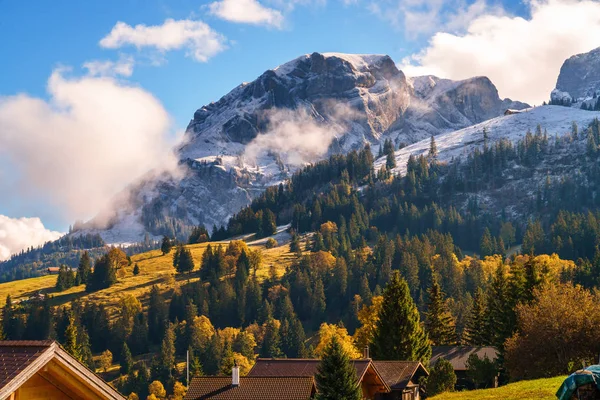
[552,46,600,102]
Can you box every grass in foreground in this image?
[0,240,297,317]
[430,376,566,400]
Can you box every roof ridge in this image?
[0,340,55,347]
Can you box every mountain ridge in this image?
[75,52,532,244]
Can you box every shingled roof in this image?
[372,361,428,389]
[185,376,316,400]
[0,340,55,390]
[0,340,124,399]
[431,346,498,371]
[248,358,371,379]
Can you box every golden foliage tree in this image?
[353,296,383,350]
[315,323,361,359]
[505,283,600,380]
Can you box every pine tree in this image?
[462,288,488,345]
[485,264,512,351]
[76,251,92,285]
[479,228,494,257]
[174,245,195,274]
[314,336,362,400]
[64,314,81,361]
[371,272,431,363]
[161,236,172,255]
[158,323,176,381]
[121,342,134,375]
[386,151,396,170]
[425,274,456,345]
[261,318,283,358]
[133,263,140,275]
[429,135,438,160]
[78,327,94,369]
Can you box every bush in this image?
[265,238,278,249]
[427,358,457,396]
[466,353,498,389]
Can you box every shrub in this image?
[427,358,457,396]
[466,353,498,389]
[265,238,278,249]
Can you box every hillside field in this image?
[0,239,296,317]
[430,376,566,400]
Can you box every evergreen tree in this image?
[158,322,176,381]
[64,314,81,361]
[425,274,456,345]
[386,152,396,170]
[174,245,195,274]
[121,342,134,375]
[87,253,117,292]
[427,358,457,396]
[429,135,438,160]
[133,263,140,275]
[2,295,14,340]
[314,336,362,400]
[371,272,431,363]
[78,327,94,369]
[76,251,92,285]
[462,288,488,345]
[261,318,283,358]
[485,264,512,351]
[161,236,173,255]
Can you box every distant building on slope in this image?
[431,346,499,388]
[0,340,124,400]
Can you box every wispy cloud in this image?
[367,0,499,38]
[99,18,227,62]
[83,56,135,77]
[0,216,63,261]
[208,0,284,28]
[401,0,600,105]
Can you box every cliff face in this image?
[552,47,600,102]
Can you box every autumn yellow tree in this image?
[505,283,600,380]
[315,323,361,359]
[353,296,383,350]
[189,315,215,352]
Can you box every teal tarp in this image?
[557,365,600,400]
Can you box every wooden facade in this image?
[0,341,124,400]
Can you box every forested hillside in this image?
[3,119,600,398]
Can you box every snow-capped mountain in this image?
[552,46,600,103]
[79,52,531,243]
[376,105,600,217]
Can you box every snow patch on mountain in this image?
[376,105,600,176]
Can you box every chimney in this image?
[363,346,370,359]
[232,361,240,387]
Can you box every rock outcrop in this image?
[552,47,600,102]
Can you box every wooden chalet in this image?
[249,358,427,400]
[372,361,429,400]
[0,340,124,400]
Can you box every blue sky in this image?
[2,0,600,258]
[0,0,529,130]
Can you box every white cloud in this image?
[99,19,227,62]
[0,216,63,261]
[208,0,284,28]
[244,104,357,166]
[0,69,181,227]
[83,56,135,77]
[368,0,497,37]
[401,0,600,105]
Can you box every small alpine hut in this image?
[557,366,600,400]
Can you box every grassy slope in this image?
[0,240,296,317]
[430,376,566,400]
